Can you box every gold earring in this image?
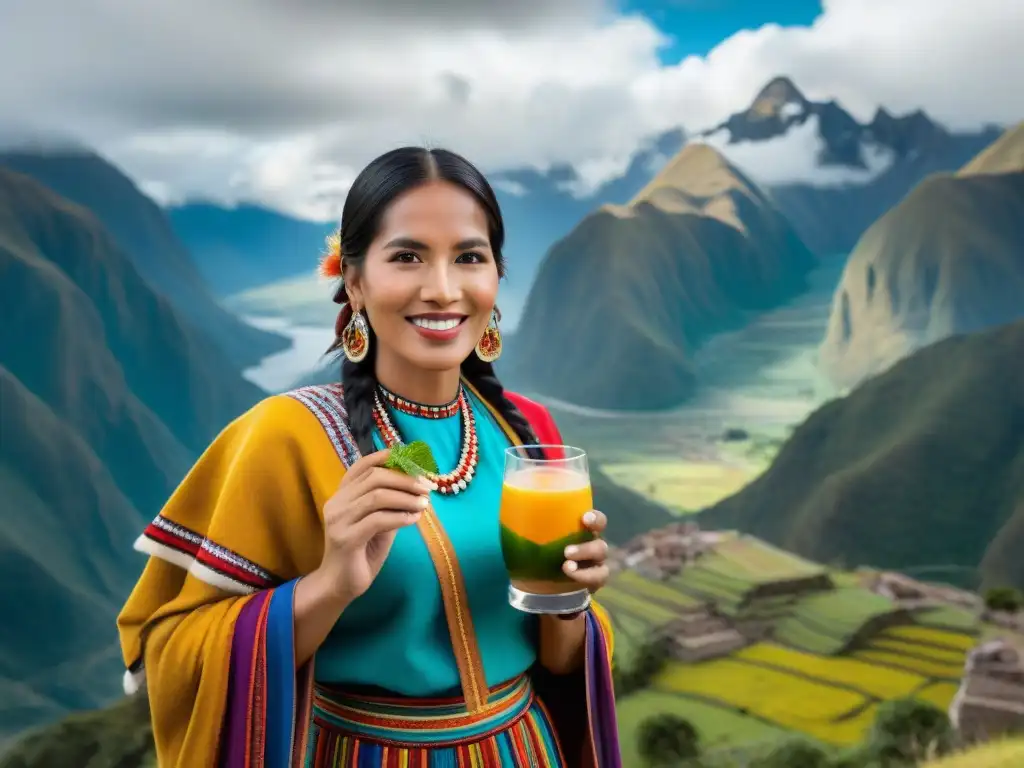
[475,308,502,362]
[342,306,370,363]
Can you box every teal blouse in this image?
[313,388,539,694]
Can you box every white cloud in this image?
[493,179,529,197]
[0,0,1020,219]
[779,102,804,121]
[700,116,897,187]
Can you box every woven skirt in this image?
[305,674,566,767]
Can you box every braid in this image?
[461,354,545,459]
[340,329,379,457]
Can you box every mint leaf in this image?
[404,441,439,474]
[384,441,439,477]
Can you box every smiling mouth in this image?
[407,315,468,331]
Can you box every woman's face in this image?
[345,180,500,377]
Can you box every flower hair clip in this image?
[318,230,343,280]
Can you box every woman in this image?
[117,147,621,767]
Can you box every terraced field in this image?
[605,535,985,754]
[914,605,981,633]
[712,537,825,581]
[734,644,926,699]
[850,625,974,680]
[662,536,827,606]
[640,633,971,749]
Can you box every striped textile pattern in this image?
[306,675,566,767]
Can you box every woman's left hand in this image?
[562,510,609,594]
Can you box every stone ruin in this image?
[950,639,1024,743]
[868,571,982,612]
[659,605,750,663]
[982,608,1024,634]
[610,521,721,581]
[606,522,751,662]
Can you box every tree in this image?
[637,714,700,767]
[633,636,670,680]
[869,698,956,763]
[984,586,1024,612]
[614,635,670,697]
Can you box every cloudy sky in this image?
[1,0,1021,220]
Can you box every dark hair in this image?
[330,146,537,456]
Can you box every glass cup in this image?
[499,445,595,614]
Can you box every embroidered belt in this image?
[311,674,534,748]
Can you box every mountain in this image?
[0,168,267,460]
[703,77,1003,256]
[819,122,1024,388]
[0,369,151,738]
[959,121,1024,175]
[0,693,153,768]
[0,150,288,368]
[700,318,1024,590]
[707,76,868,167]
[167,202,334,297]
[0,168,266,739]
[505,143,815,410]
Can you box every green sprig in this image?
[384,441,440,478]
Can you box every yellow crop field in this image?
[656,660,871,744]
[601,459,754,512]
[870,637,968,665]
[883,626,977,651]
[795,705,878,746]
[735,643,926,699]
[913,681,961,710]
[852,650,963,679]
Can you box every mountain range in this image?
[0,151,288,368]
[700,316,1024,590]
[702,120,1024,581]
[701,77,1003,257]
[503,143,815,410]
[168,202,335,297]
[167,77,998,337]
[819,121,1024,388]
[258,77,1009,402]
[0,165,268,740]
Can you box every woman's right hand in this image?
[315,449,434,605]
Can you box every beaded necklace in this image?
[377,385,460,419]
[372,386,479,495]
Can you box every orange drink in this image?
[499,445,595,614]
